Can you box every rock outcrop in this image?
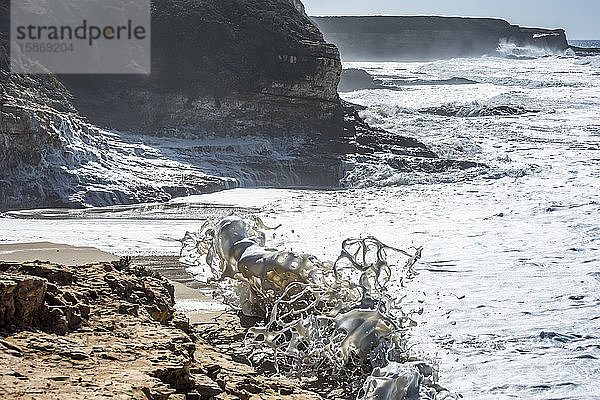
[0,0,344,210]
[0,259,327,399]
[0,89,235,209]
[1,251,466,399]
[312,16,569,61]
[333,101,482,178]
[59,0,342,136]
[338,69,382,92]
[0,274,47,329]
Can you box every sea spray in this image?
[496,38,576,59]
[181,216,456,399]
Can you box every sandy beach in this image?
[0,242,119,265]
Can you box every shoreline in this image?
[0,242,120,265]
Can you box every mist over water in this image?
[1,53,600,398]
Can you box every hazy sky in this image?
[303,0,600,39]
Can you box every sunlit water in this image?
[2,54,600,399]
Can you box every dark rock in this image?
[193,374,223,398]
[0,339,23,354]
[338,69,380,92]
[0,263,74,285]
[42,306,69,335]
[63,349,90,361]
[62,291,78,305]
[281,386,294,395]
[0,274,47,329]
[57,0,342,137]
[206,364,222,380]
[173,313,192,335]
[118,303,140,316]
[386,156,480,173]
[147,304,174,324]
[142,383,176,400]
[332,100,435,158]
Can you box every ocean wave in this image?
[339,152,538,188]
[387,77,478,87]
[181,216,457,399]
[419,103,537,117]
[356,94,542,121]
[417,92,544,118]
[578,56,600,69]
[496,39,576,60]
[339,156,487,188]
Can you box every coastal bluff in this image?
[311,16,569,60]
[59,0,343,136]
[0,0,342,209]
[1,0,343,136]
[0,1,482,210]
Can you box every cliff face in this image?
[0,2,482,210]
[288,0,307,16]
[312,16,569,61]
[0,93,235,209]
[0,0,342,209]
[59,0,342,136]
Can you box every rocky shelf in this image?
[0,259,329,400]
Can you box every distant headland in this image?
[311,16,572,60]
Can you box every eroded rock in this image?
[0,273,46,329]
[0,260,326,400]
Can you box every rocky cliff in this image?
[60,0,343,136]
[0,1,481,211]
[0,0,341,209]
[312,16,569,61]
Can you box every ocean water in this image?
[2,52,600,399]
[570,40,600,48]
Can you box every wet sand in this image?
[0,242,119,265]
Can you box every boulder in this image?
[0,273,47,329]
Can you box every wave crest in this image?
[496,39,575,59]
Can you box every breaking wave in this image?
[418,103,537,117]
[496,39,575,60]
[180,216,457,399]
